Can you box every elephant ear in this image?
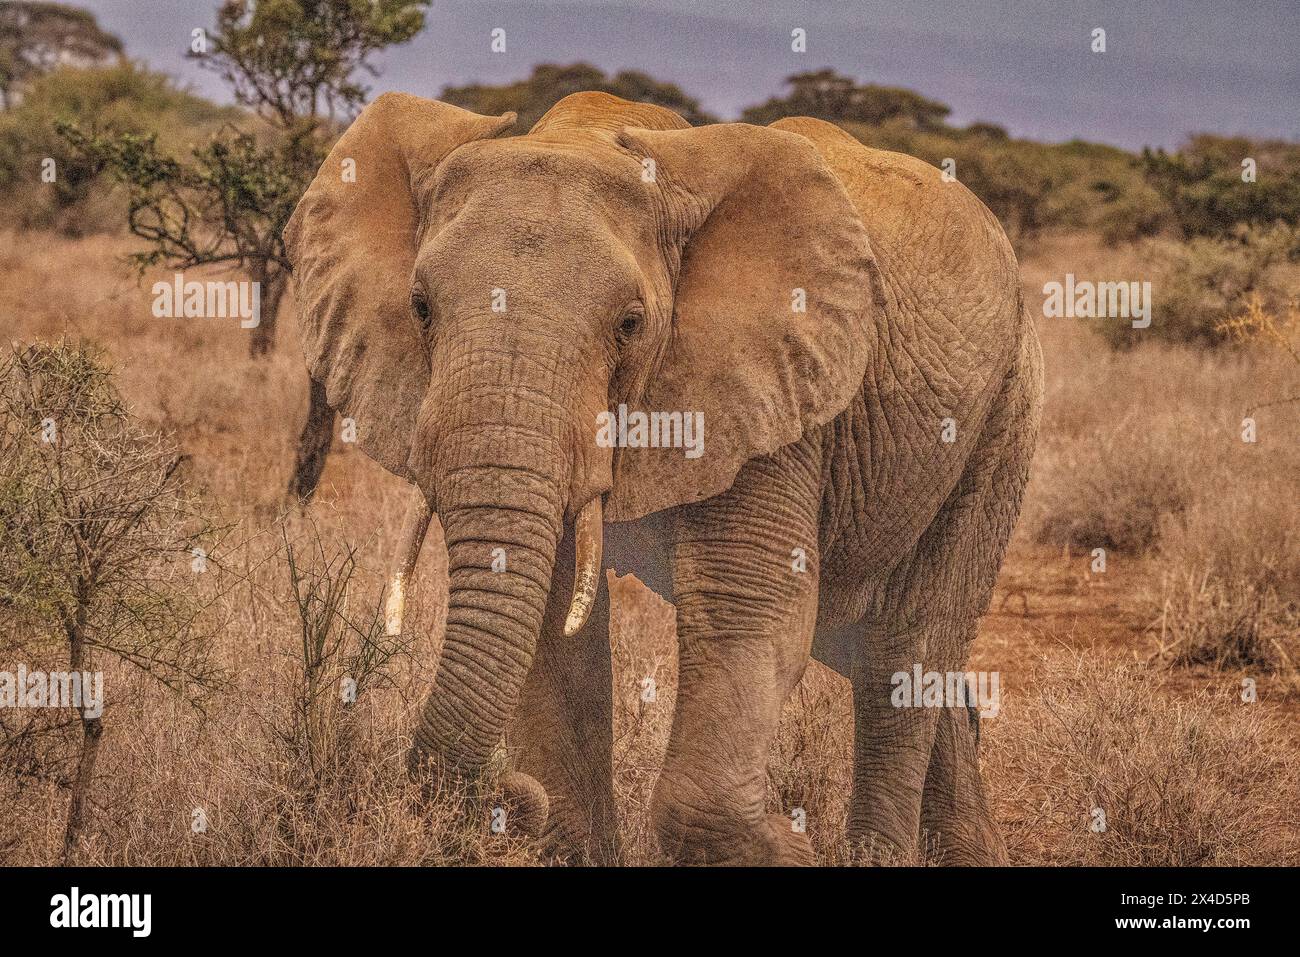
[283,93,514,480]
[606,123,884,521]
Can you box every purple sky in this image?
[78,0,1300,149]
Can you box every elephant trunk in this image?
[411,475,562,773]
[408,328,599,777]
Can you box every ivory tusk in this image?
[563,496,604,637]
[385,492,434,637]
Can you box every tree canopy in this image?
[1143,134,1300,240]
[195,0,430,126]
[740,69,952,129]
[0,1,123,108]
[441,62,716,132]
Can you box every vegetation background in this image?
[1,0,1297,865]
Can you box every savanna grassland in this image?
[2,222,1297,866]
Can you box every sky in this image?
[77,0,1300,149]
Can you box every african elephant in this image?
[284,90,1042,866]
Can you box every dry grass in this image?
[1149,484,1300,679]
[983,652,1300,865]
[606,572,676,864]
[1019,233,1300,681]
[1,228,1297,865]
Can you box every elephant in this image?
[283,90,1042,866]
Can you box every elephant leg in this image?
[853,328,1038,864]
[918,336,1037,866]
[909,509,1012,866]
[907,498,1015,866]
[508,524,619,864]
[848,523,998,863]
[920,700,1007,865]
[651,437,822,866]
[847,616,943,863]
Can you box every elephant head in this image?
[283,91,881,780]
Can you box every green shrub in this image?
[1145,134,1300,241]
[0,62,237,234]
[1098,225,1299,350]
[741,69,950,130]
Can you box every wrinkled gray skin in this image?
[285,91,1042,865]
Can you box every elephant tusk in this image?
[385,491,434,637]
[564,496,604,637]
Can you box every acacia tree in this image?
[59,120,319,357]
[64,0,431,360]
[205,0,432,496]
[0,343,223,862]
[196,0,428,127]
[61,1,433,502]
[441,62,716,131]
[741,69,952,130]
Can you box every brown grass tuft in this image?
[983,652,1300,866]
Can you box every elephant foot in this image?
[763,813,816,866]
[844,825,920,866]
[659,814,814,866]
[919,826,1008,867]
[531,807,621,866]
[652,782,816,866]
[499,772,628,866]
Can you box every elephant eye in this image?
[411,290,432,328]
[616,309,642,341]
